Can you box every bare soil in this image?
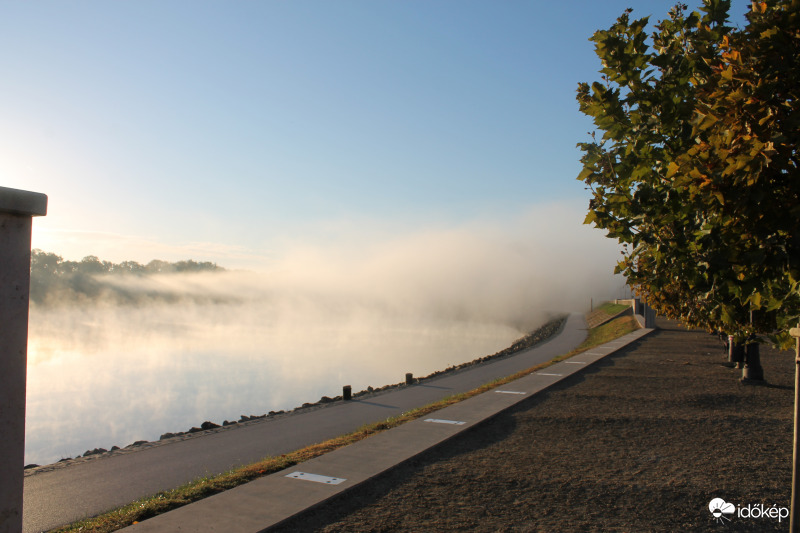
[270,318,794,532]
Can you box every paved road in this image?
[23,313,588,533]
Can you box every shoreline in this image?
[24,314,568,475]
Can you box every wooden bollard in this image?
[343,385,352,401]
[405,373,414,385]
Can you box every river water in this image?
[25,299,525,466]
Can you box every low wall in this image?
[615,298,656,329]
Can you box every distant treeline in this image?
[31,250,223,276]
[30,250,227,306]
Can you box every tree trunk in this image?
[730,341,745,369]
[742,342,764,381]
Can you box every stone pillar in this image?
[0,186,47,533]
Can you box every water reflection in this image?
[25,301,522,466]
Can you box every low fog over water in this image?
[26,208,624,465]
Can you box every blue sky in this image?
[1,1,750,269]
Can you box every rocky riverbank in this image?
[24,315,567,474]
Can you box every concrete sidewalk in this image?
[121,325,654,532]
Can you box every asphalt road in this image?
[23,312,588,533]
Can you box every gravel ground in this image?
[270,317,794,532]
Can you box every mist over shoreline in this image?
[31,203,626,327]
[24,205,626,465]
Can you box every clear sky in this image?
[1,1,750,270]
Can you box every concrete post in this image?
[0,186,47,533]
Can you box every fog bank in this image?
[25,203,626,465]
[53,202,625,329]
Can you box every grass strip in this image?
[50,313,640,533]
[594,302,631,316]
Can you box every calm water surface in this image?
[25,300,523,465]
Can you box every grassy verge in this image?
[582,314,639,347]
[595,302,631,316]
[50,314,640,533]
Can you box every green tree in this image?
[30,249,61,276]
[29,249,63,304]
[78,255,112,275]
[117,260,146,274]
[577,0,800,350]
[29,251,226,305]
[144,259,174,274]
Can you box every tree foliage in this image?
[30,250,225,306]
[577,0,800,345]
